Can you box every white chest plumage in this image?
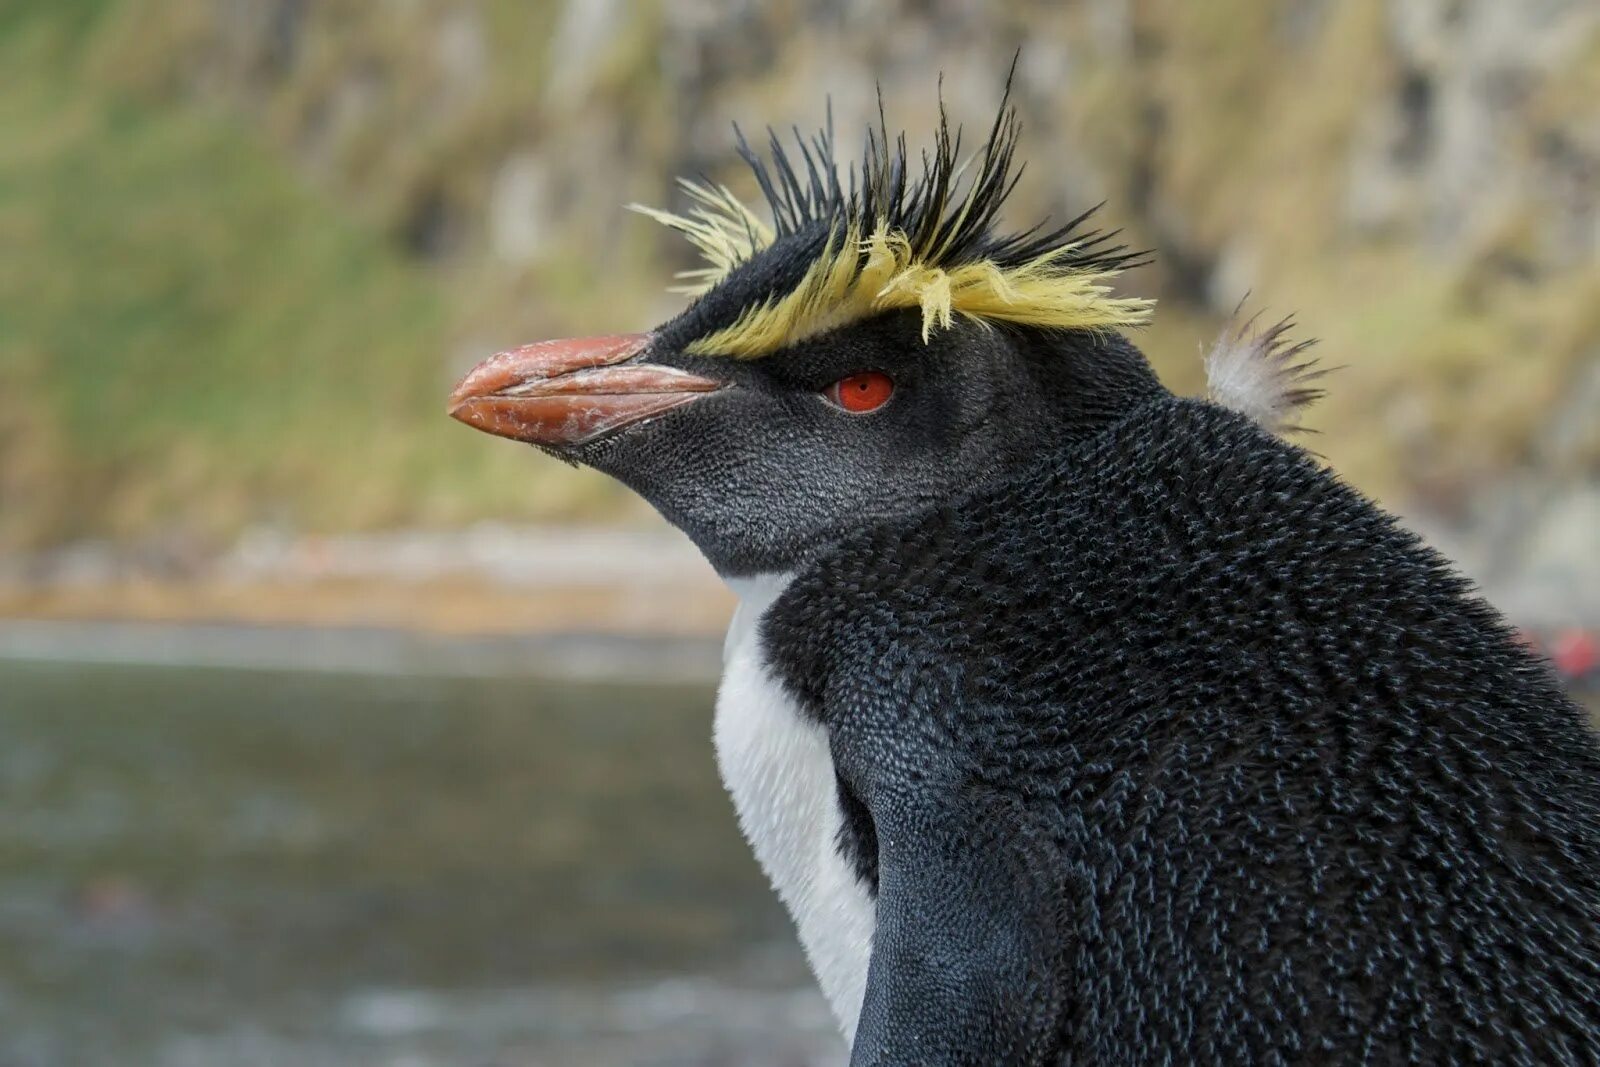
[715,573,876,1042]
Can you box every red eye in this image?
[825,371,894,414]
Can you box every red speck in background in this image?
[1550,629,1599,679]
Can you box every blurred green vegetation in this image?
[0,0,628,549]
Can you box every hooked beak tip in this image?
[446,379,485,420]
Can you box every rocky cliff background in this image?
[3,0,1597,622]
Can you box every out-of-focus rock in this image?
[489,152,552,264]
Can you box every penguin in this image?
[447,87,1600,1065]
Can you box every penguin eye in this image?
[824,371,894,414]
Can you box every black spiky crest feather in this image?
[632,70,1154,358]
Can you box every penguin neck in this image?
[724,570,795,612]
[721,570,795,662]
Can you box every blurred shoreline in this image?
[0,524,735,680]
[0,524,734,633]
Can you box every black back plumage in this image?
[763,396,1600,1065]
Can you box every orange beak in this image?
[447,333,723,448]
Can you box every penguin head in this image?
[450,90,1165,578]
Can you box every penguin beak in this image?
[447,333,723,448]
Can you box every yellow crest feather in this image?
[672,220,1152,358]
[627,178,774,295]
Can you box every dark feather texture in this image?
[729,70,1146,281]
[762,396,1600,1065]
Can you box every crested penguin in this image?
[448,87,1600,1064]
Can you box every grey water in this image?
[0,660,844,1067]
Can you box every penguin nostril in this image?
[825,371,894,413]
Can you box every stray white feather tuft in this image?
[1204,308,1327,436]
